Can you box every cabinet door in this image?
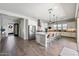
[40,35,45,46]
[36,34,40,43]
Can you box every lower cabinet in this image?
[36,34,41,43]
[36,34,46,47]
[61,32,76,38]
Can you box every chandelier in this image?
[48,8,57,24]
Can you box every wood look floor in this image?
[0,35,78,56]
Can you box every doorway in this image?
[14,23,19,36]
[8,23,14,35]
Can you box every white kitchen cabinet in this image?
[40,35,46,46]
[61,32,76,37]
[36,32,48,47]
[36,34,41,43]
[36,32,61,47]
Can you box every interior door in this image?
[14,23,19,36]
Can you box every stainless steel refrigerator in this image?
[28,25,36,40]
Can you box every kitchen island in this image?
[36,32,60,48]
[36,32,48,48]
[36,31,76,48]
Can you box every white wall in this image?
[19,18,24,39]
[18,18,28,40]
[28,18,48,32]
[0,14,2,41]
[1,14,18,37]
[41,22,48,31]
[28,18,37,30]
[24,19,28,40]
[77,18,79,51]
[77,4,79,52]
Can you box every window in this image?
[53,24,67,30]
[53,24,57,30]
[58,24,62,30]
[63,24,67,30]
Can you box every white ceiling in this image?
[0,3,76,21]
[0,14,19,20]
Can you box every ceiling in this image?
[0,14,19,20]
[0,3,76,22]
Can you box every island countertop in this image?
[36,32,47,35]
